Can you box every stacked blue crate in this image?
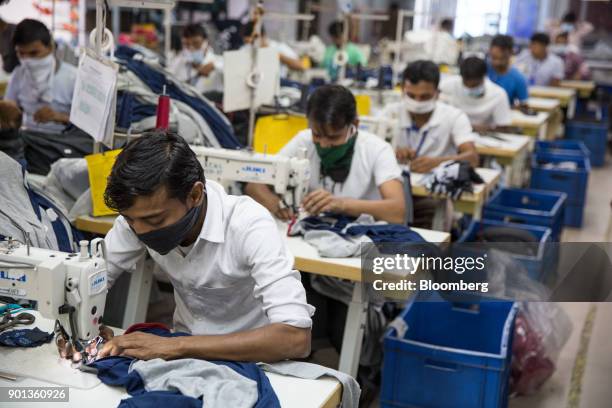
[457,219,553,282]
[530,152,590,227]
[565,105,608,166]
[381,297,517,408]
[483,188,567,241]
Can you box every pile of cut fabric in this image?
[421,160,484,200]
[82,323,360,408]
[288,213,426,258]
[113,46,241,149]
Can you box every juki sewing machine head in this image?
[192,146,311,211]
[0,239,108,345]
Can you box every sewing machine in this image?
[192,146,311,211]
[0,239,107,345]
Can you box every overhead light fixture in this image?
[109,0,175,9]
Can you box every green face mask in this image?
[315,129,358,182]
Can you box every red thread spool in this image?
[155,85,170,130]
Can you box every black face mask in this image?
[134,203,203,255]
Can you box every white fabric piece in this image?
[259,361,360,408]
[131,358,258,408]
[379,100,475,158]
[278,130,402,200]
[303,230,372,258]
[439,76,512,127]
[104,180,314,335]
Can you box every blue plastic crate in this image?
[382,299,517,408]
[483,188,566,241]
[458,219,553,281]
[530,152,590,205]
[564,202,585,228]
[565,120,608,167]
[534,140,590,159]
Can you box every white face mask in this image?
[186,41,208,65]
[403,95,436,114]
[20,53,55,96]
[463,84,485,99]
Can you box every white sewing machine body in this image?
[192,146,310,210]
[0,239,107,343]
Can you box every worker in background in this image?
[547,11,593,49]
[551,32,591,81]
[425,18,459,66]
[515,32,564,86]
[241,21,305,78]
[322,21,367,80]
[380,60,478,172]
[487,34,529,107]
[0,19,75,134]
[439,56,513,133]
[168,24,223,97]
[97,131,314,362]
[0,17,18,73]
[245,85,405,225]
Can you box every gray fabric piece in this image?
[259,361,361,408]
[0,152,56,249]
[131,358,258,408]
[303,230,372,258]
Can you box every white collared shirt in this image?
[104,180,314,335]
[379,100,475,158]
[277,129,403,200]
[439,76,512,127]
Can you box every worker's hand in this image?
[33,106,60,123]
[97,331,181,360]
[194,62,215,77]
[410,156,442,173]
[0,101,22,129]
[395,147,415,164]
[302,189,345,216]
[472,124,492,134]
[272,200,294,221]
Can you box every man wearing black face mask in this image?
[245,85,405,225]
[98,131,314,362]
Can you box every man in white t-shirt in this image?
[439,57,513,133]
[0,19,75,134]
[245,85,405,225]
[379,60,478,173]
[241,21,305,78]
[168,24,223,95]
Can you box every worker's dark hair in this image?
[490,34,514,51]
[460,56,487,80]
[12,19,52,48]
[306,85,356,129]
[440,18,454,32]
[240,21,266,38]
[402,60,440,87]
[328,21,344,38]
[530,32,550,46]
[562,11,577,23]
[182,24,207,39]
[104,131,205,212]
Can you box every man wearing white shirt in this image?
[168,24,223,95]
[245,85,405,225]
[98,131,314,362]
[515,32,564,86]
[379,60,478,173]
[439,57,513,133]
